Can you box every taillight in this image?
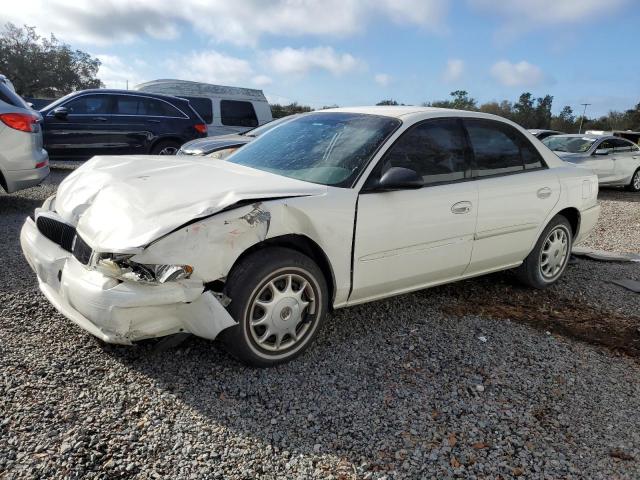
[194,123,207,134]
[0,113,38,133]
[36,159,49,169]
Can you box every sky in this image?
[2,0,639,116]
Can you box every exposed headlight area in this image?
[205,147,238,159]
[95,253,194,284]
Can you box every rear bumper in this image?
[3,149,49,193]
[575,204,601,245]
[20,216,236,344]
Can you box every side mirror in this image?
[53,107,68,119]
[593,148,609,156]
[377,167,424,190]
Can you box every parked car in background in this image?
[178,114,302,159]
[40,89,207,159]
[21,107,600,366]
[134,79,272,137]
[529,129,565,140]
[543,134,640,192]
[0,74,16,92]
[0,81,49,193]
[585,129,640,145]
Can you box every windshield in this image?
[543,136,595,153]
[243,114,298,137]
[228,112,400,187]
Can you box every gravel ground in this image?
[1,169,639,479]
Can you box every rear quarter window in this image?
[144,98,185,118]
[180,96,213,123]
[0,84,28,109]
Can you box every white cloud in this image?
[490,60,545,87]
[252,75,273,87]
[469,0,629,37]
[374,73,392,86]
[442,59,464,82]
[265,47,363,76]
[164,51,254,85]
[96,54,145,89]
[0,0,449,46]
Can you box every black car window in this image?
[612,138,634,152]
[465,119,544,176]
[595,140,614,153]
[180,96,213,123]
[221,100,258,127]
[144,98,184,117]
[380,118,469,185]
[114,95,146,115]
[63,95,112,115]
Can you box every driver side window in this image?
[379,118,469,186]
[595,140,614,154]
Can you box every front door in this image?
[350,118,478,304]
[584,139,616,182]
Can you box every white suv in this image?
[0,80,49,193]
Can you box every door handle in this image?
[451,201,472,214]
[537,187,552,199]
[93,117,108,122]
[147,119,161,123]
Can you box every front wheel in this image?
[626,168,640,192]
[516,215,573,289]
[151,140,180,155]
[220,247,328,367]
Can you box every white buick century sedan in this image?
[21,107,600,366]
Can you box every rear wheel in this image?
[220,247,328,367]
[626,168,640,192]
[516,215,573,289]
[151,140,180,155]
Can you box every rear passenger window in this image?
[64,95,112,115]
[381,118,469,185]
[221,100,258,127]
[465,120,545,176]
[114,96,146,115]
[181,96,213,123]
[612,138,633,152]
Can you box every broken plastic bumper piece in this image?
[20,216,236,344]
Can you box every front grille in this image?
[36,216,76,252]
[72,234,93,265]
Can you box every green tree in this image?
[479,100,514,120]
[513,93,536,127]
[0,23,103,97]
[269,102,312,118]
[533,95,554,129]
[550,106,576,132]
[424,90,477,111]
[376,99,400,106]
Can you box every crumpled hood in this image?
[55,155,326,252]
[180,134,250,154]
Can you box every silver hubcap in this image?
[633,171,640,190]
[248,272,316,352]
[158,146,178,155]
[539,227,569,280]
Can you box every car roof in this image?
[549,134,615,140]
[315,106,513,123]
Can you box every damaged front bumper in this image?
[20,216,236,344]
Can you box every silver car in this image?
[543,134,640,192]
[0,80,49,193]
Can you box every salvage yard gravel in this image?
[1,172,639,479]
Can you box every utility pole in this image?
[578,103,590,134]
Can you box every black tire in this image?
[150,140,180,155]
[220,247,328,367]
[516,215,573,289]
[625,168,640,192]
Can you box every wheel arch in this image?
[555,207,580,238]
[149,136,183,153]
[225,234,337,308]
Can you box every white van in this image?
[134,79,272,137]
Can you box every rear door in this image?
[43,94,114,158]
[611,138,640,183]
[462,118,560,274]
[110,94,150,154]
[350,118,478,303]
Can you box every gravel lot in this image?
[1,169,639,479]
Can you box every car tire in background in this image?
[516,215,573,289]
[220,247,328,367]
[151,140,181,155]
[626,169,640,192]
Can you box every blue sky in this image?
[3,0,639,116]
